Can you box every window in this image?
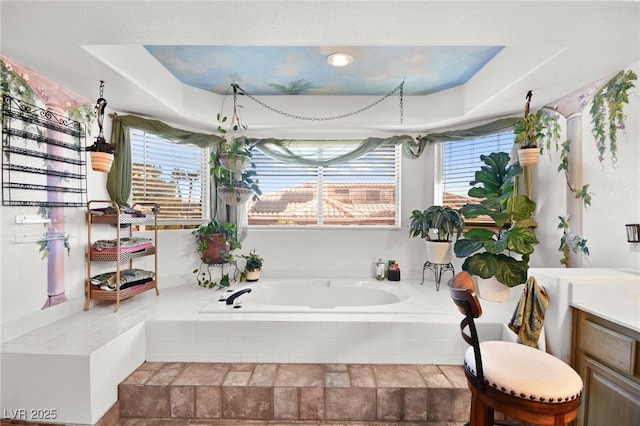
[248,143,400,227]
[441,131,513,221]
[130,129,209,223]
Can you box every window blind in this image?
[130,129,209,222]
[249,144,400,226]
[442,131,513,211]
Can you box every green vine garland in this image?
[534,69,636,264]
[589,69,637,166]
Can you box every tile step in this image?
[117,362,471,425]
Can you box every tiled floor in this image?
[116,361,470,426]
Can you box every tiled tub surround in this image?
[1,279,515,424]
[148,278,508,364]
[118,361,471,424]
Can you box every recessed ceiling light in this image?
[326,52,353,67]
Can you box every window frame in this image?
[439,130,514,228]
[247,143,402,229]
[129,128,210,226]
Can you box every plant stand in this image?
[420,261,454,290]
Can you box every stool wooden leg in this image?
[469,386,494,426]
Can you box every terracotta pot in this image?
[475,276,511,303]
[200,233,230,264]
[517,147,540,166]
[90,152,114,172]
[425,241,453,264]
[245,269,261,282]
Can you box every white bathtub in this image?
[199,278,442,314]
[142,279,513,364]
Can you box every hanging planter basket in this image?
[218,185,253,206]
[517,147,540,167]
[218,153,251,173]
[90,151,114,172]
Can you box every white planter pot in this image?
[245,269,260,282]
[425,241,453,264]
[475,276,511,303]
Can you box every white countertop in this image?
[569,272,640,333]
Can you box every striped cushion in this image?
[464,341,582,403]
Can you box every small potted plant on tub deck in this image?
[241,249,263,282]
[192,219,241,288]
[409,205,464,264]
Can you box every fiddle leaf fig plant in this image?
[454,152,538,287]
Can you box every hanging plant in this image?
[557,216,589,266]
[514,91,564,167]
[589,69,637,165]
[212,84,261,205]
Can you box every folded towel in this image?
[508,276,549,348]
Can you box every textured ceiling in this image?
[1,1,638,137]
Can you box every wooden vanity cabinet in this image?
[573,310,640,425]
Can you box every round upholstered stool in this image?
[448,272,583,426]
[465,341,583,404]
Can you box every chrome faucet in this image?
[225,287,252,305]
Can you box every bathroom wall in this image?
[531,61,640,269]
[1,60,638,341]
[581,62,640,268]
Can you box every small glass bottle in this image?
[376,258,385,280]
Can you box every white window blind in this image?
[248,144,400,227]
[130,129,209,223]
[442,131,513,211]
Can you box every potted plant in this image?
[212,84,262,205]
[513,91,542,167]
[454,152,538,301]
[192,218,240,264]
[212,155,261,206]
[409,205,464,264]
[240,249,263,282]
[86,136,117,172]
[216,134,252,173]
[86,80,117,172]
[192,219,241,288]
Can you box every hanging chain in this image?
[234,80,405,123]
[399,80,404,124]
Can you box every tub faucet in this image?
[225,287,252,305]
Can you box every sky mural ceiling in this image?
[143,46,504,96]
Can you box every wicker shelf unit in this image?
[85,200,159,312]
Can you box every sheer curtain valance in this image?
[248,135,414,166]
[106,114,518,208]
[106,114,222,206]
[248,117,519,164]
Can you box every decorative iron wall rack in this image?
[2,94,87,207]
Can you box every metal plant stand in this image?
[420,261,454,290]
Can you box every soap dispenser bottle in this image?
[376,258,385,280]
